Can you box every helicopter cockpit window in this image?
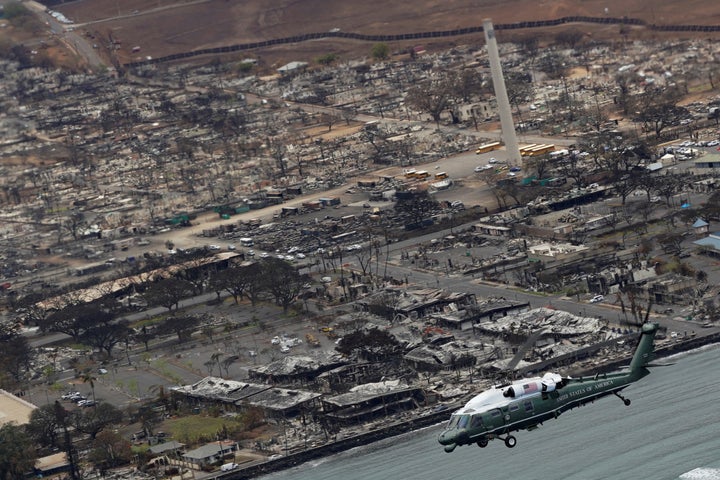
[446,415,460,429]
[457,415,470,429]
[470,415,484,428]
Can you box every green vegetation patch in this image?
[165,415,240,444]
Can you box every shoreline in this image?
[227,330,720,479]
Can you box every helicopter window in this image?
[458,415,470,428]
[509,404,520,412]
[446,416,460,429]
[524,400,534,412]
[490,410,501,417]
[471,415,484,428]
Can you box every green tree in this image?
[0,322,33,387]
[82,321,131,358]
[317,53,338,65]
[260,258,307,313]
[136,406,161,437]
[89,430,133,472]
[2,2,30,21]
[142,277,194,311]
[134,325,156,352]
[157,315,201,343]
[242,262,266,307]
[71,402,123,440]
[27,404,64,449]
[81,371,98,403]
[210,266,252,304]
[0,422,37,479]
[40,303,112,341]
[371,43,390,60]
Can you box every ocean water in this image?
[260,344,720,480]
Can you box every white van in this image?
[221,462,239,471]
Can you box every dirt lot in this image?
[52,0,720,68]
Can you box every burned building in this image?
[171,376,321,418]
[428,296,530,332]
[357,287,477,321]
[247,352,347,385]
[403,340,493,372]
[321,380,426,426]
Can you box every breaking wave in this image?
[679,468,720,480]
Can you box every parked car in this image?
[589,294,605,303]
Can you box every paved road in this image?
[24,0,106,68]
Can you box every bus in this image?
[74,262,112,276]
[475,141,502,154]
[413,170,430,180]
[519,144,539,156]
[434,171,449,180]
[525,144,555,157]
[403,168,417,178]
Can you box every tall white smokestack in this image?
[483,19,521,164]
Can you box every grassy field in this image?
[165,415,241,444]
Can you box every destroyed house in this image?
[403,341,487,372]
[357,287,477,320]
[474,308,606,343]
[247,353,347,384]
[240,387,322,418]
[171,377,270,407]
[643,274,697,305]
[429,298,530,331]
[316,363,379,393]
[171,377,321,418]
[321,380,426,426]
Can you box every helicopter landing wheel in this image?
[477,437,489,448]
[615,391,631,407]
[504,435,517,448]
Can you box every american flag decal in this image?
[523,383,539,394]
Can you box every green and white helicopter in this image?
[438,322,660,451]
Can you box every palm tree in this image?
[148,384,167,405]
[81,371,97,403]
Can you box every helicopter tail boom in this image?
[629,322,659,375]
